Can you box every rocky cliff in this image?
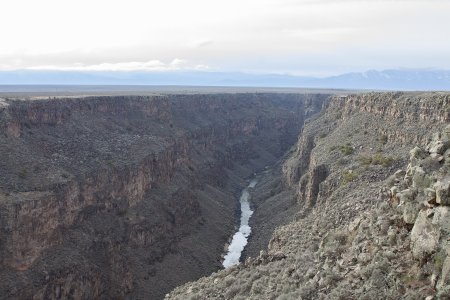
[167,92,450,299]
[0,93,328,299]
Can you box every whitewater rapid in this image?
[222,179,258,268]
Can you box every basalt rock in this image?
[0,93,328,299]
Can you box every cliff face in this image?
[0,93,328,299]
[167,92,450,300]
[285,92,449,210]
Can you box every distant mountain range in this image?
[1,69,449,90]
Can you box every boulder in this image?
[411,166,432,189]
[432,206,450,233]
[410,146,427,161]
[445,148,450,157]
[435,180,450,205]
[403,201,419,224]
[445,125,450,140]
[406,165,427,183]
[433,131,443,141]
[348,217,361,232]
[397,188,416,204]
[410,210,440,260]
[437,255,450,291]
[427,140,448,155]
[425,188,437,204]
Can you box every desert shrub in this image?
[224,276,234,287]
[188,294,202,300]
[277,292,303,300]
[445,105,450,115]
[18,169,28,179]
[436,285,450,300]
[239,282,252,295]
[339,144,354,155]
[325,286,354,300]
[224,285,241,298]
[358,154,394,167]
[117,208,128,216]
[249,272,262,283]
[377,134,388,145]
[321,230,349,259]
[332,231,348,245]
[372,154,394,167]
[280,283,298,294]
[337,158,348,166]
[359,290,382,300]
[342,170,357,184]
[322,271,342,286]
[250,278,265,295]
[433,249,447,272]
[298,282,317,300]
[358,156,372,166]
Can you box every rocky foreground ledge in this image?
[389,126,450,296]
[167,92,450,300]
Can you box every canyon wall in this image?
[285,92,449,210]
[167,92,450,299]
[0,93,328,299]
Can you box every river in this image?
[222,179,258,268]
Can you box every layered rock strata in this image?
[0,93,328,299]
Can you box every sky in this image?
[1,0,449,76]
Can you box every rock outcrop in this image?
[389,125,450,296]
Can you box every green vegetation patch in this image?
[342,170,357,184]
[18,169,28,179]
[358,154,394,167]
[433,249,447,271]
[339,144,354,155]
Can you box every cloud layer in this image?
[25,59,210,72]
[1,0,449,75]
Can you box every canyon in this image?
[2,91,450,300]
[167,92,450,300]
[0,92,328,299]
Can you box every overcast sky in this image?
[1,0,449,76]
